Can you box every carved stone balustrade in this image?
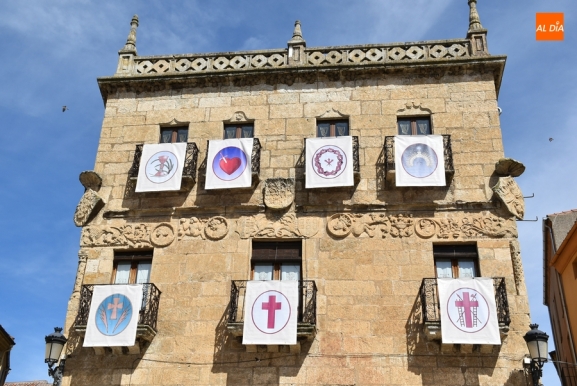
[419,277,510,352]
[128,142,199,191]
[384,135,454,186]
[226,280,317,353]
[73,283,161,355]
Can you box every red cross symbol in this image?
[108,297,124,320]
[455,292,478,328]
[261,295,282,329]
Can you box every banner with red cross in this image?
[305,136,354,188]
[84,284,143,347]
[438,278,501,345]
[205,138,254,190]
[242,281,298,345]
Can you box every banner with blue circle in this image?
[83,284,143,347]
[394,135,446,186]
[205,138,253,190]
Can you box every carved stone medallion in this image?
[492,176,524,220]
[150,223,175,247]
[74,189,104,227]
[236,213,319,239]
[178,216,229,240]
[326,212,517,239]
[263,178,295,210]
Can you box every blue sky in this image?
[0,0,574,384]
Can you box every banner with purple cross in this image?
[438,278,501,345]
[242,281,298,345]
[205,138,253,190]
[83,284,143,347]
[394,135,446,186]
[305,136,354,188]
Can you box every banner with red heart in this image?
[205,138,254,190]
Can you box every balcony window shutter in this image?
[115,262,131,284]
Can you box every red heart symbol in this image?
[219,157,242,175]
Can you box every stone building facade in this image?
[63,2,533,385]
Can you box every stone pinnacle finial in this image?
[467,0,483,32]
[120,14,139,54]
[288,20,306,45]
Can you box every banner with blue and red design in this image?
[305,136,354,188]
[438,278,500,344]
[205,138,253,190]
[394,135,446,186]
[135,143,187,192]
[242,281,298,345]
[83,284,143,347]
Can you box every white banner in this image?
[394,135,446,186]
[135,143,187,192]
[306,136,354,188]
[205,138,253,190]
[242,281,298,345]
[84,285,143,347]
[438,278,501,345]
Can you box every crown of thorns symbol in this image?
[314,148,344,176]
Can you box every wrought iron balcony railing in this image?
[384,135,454,184]
[302,136,360,174]
[73,283,161,342]
[128,142,199,187]
[227,280,317,339]
[419,277,511,326]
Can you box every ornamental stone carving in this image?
[178,216,229,240]
[327,212,516,239]
[236,213,320,239]
[495,158,525,177]
[79,171,102,191]
[81,222,175,248]
[510,240,526,296]
[263,178,295,210]
[492,176,524,220]
[73,189,104,227]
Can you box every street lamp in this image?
[45,327,67,386]
[523,323,549,386]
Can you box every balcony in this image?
[419,277,510,352]
[226,280,317,352]
[302,136,360,182]
[384,135,454,186]
[128,142,199,190]
[73,283,161,355]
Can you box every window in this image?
[317,120,349,137]
[113,251,153,284]
[160,127,188,143]
[397,117,431,135]
[251,241,302,281]
[434,245,478,279]
[224,124,254,139]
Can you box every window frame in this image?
[433,244,479,279]
[397,116,432,136]
[112,251,153,284]
[223,123,254,139]
[160,126,189,143]
[316,119,349,138]
[250,241,302,281]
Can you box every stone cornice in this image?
[99,38,506,103]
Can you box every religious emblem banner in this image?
[84,284,143,347]
[438,278,501,345]
[305,136,354,188]
[205,138,253,190]
[242,281,298,345]
[394,135,446,186]
[135,143,187,192]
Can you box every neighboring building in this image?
[61,1,534,385]
[544,210,577,385]
[0,325,15,386]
